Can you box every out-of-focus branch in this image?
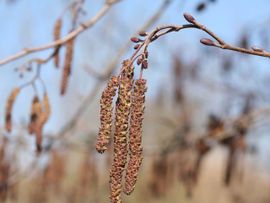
[0,0,121,66]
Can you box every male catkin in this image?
[110,61,134,203]
[40,93,51,126]
[60,38,74,95]
[96,76,119,153]
[124,79,147,195]
[5,88,20,132]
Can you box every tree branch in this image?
[0,0,121,66]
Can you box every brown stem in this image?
[0,0,121,66]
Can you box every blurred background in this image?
[1,0,270,202]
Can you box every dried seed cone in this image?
[110,61,134,203]
[60,38,74,95]
[28,96,42,134]
[96,76,119,153]
[53,18,62,68]
[124,79,147,195]
[5,88,20,132]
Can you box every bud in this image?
[200,38,215,46]
[134,44,140,50]
[196,2,206,12]
[137,58,142,65]
[130,37,140,43]
[138,31,147,37]
[183,13,196,23]
[142,60,148,69]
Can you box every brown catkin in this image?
[96,76,119,153]
[60,38,74,95]
[28,96,42,135]
[53,18,62,68]
[110,60,134,203]
[5,88,20,132]
[124,79,147,195]
[36,93,51,153]
[39,93,51,126]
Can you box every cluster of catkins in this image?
[5,89,51,153]
[96,59,147,203]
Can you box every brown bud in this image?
[134,44,140,50]
[137,58,142,65]
[138,31,147,37]
[130,37,140,43]
[142,60,148,69]
[200,38,215,46]
[5,88,20,132]
[183,13,196,23]
[196,2,206,12]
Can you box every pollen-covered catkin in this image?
[124,79,147,195]
[96,76,119,153]
[28,96,42,135]
[110,61,134,203]
[5,88,20,132]
[60,38,74,95]
[53,18,62,68]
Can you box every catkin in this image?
[124,79,147,195]
[53,18,62,68]
[28,96,42,134]
[96,76,119,153]
[5,88,20,132]
[36,93,51,152]
[28,94,51,152]
[60,38,74,95]
[110,61,134,203]
[40,93,51,126]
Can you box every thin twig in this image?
[0,0,120,66]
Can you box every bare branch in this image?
[0,0,120,66]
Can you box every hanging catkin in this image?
[28,96,42,135]
[40,93,51,126]
[110,60,134,203]
[5,88,20,132]
[96,76,119,153]
[36,93,51,152]
[53,18,62,68]
[60,38,74,95]
[124,79,147,195]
